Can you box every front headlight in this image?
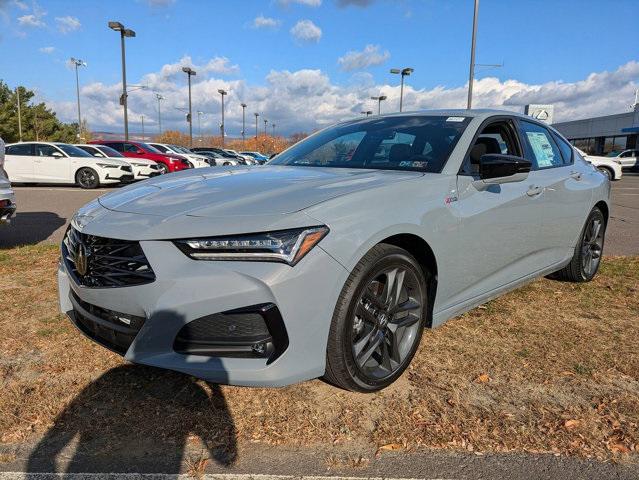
[174,226,329,266]
[96,163,120,168]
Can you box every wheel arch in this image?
[594,200,609,225]
[378,233,438,329]
[597,165,614,179]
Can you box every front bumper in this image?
[132,166,161,179]
[58,239,349,387]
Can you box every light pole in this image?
[389,67,413,112]
[263,118,268,135]
[197,111,204,142]
[218,89,227,146]
[155,93,164,134]
[141,114,145,141]
[254,112,259,139]
[361,110,373,117]
[70,57,87,138]
[371,95,387,115]
[467,0,479,109]
[108,21,135,140]
[182,67,196,147]
[272,123,276,136]
[15,87,23,142]
[241,103,247,145]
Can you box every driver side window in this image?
[35,144,61,157]
[461,120,520,175]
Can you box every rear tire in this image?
[323,244,427,392]
[551,207,606,282]
[75,167,99,189]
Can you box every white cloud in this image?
[252,15,281,29]
[55,15,81,33]
[290,19,321,43]
[338,44,390,71]
[337,0,374,6]
[45,59,639,137]
[13,0,28,10]
[279,0,321,6]
[39,46,55,53]
[17,13,45,27]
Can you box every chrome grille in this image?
[62,227,156,288]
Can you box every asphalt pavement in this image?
[1,174,638,254]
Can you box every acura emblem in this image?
[74,243,90,276]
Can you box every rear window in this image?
[6,144,33,155]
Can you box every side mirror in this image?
[479,154,531,184]
[52,151,64,158]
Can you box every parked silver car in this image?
[0,137,16,225]
[58,110,610,392]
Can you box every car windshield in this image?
[172,145,192,154]
[56,144,93,157]
[96,145,124,157]
[270,115,471,173]
[139,143,161,153]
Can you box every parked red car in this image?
[90,140,192,174]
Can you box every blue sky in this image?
[1,0,638,136]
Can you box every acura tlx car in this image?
[59,110,610,392]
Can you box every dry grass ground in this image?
[0,245,637,464]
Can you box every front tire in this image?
[551,207,606,282]
[75,167,99,189]
[323,244,427,392]
[157,163,169,175]
[597,167,613,180]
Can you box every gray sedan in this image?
[58,110,610,392]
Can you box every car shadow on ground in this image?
[25,364,237,474]
[0,212,66,248]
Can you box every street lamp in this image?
[197,111,204,141]
[155,93,164,134]
[254,112,259,139]
[70,58,87,138]
[182,66,197,147]
[240,103,247,145]
[263,118,268,135]
[140,114,145,141]
[389,67,413,112]
[218,89,227,146]
[360,110,373,117]
[467,0,479,109]
[371,95,387,115]
[108,21,135,140]
[272,123,276,136]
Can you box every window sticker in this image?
[526,131,556,167]
[446,116,466,122]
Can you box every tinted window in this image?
[56,144,92,157]
[518,121,563,169]
[35,144,62,157]
[105,142,124,152]
[551,132,573,165]
[137,143,161,153]
[123,143,141,153]
[77,146,99,156]
[6,144,33,156]
[95,145,124,157]
[271,116,471,173]
[151,144,169,153]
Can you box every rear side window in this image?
[518,120,564,170]
[551,132,574,165]
[6,144,33,156]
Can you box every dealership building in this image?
[552,103,639,155]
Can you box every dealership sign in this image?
[524,104,554,125]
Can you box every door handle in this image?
[570,171,582,180]
[526,185,544,197]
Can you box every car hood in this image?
[98,165,422,219]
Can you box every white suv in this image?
[75,144,161,181]
[147,143,211,168]
[4,142,134,189]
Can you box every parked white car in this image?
[575,148,622,181]
[225,149,257,164]
[0,137,16,224]
[147,143,211,168]
[4,142,134,189]
[75,144,161,181]
[613,149,638,169]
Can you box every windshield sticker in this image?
[399,161,412,167]
[526,131,556,167]
[446,116,466,122]
[412,161,427,168]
